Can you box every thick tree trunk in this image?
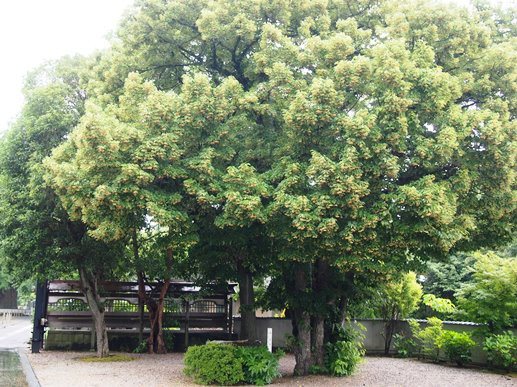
[312,316,325,368]
[79,266,109,357]
[293,265,312,376]
[294,310,312,375]
[311,259,328,367]
[137,248,173,354]
[237,260,256,341]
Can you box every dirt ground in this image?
[27,351,516,387]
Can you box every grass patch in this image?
[78,354,136,363]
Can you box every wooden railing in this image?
[44,280,236,334]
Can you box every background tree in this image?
[375,272,423,354]
[455,251,517,332]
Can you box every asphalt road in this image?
[0,316,32,349]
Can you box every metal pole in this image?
[31,280,48,353]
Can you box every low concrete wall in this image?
[234,318,516,365]
[234,317,292,348]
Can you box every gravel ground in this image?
[27,351,516,387]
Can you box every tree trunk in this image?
[237,260,256,341]
[137,247,173,354]
[294,310,312,375]
[311,259,328,367]
[153,275,171,354]
[384,318,396,355]
[132,230,144,343]
[79,266,109,358]
[293,265,312,376]
[312,316,325,368]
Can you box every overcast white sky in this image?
[0,0,512,136]
[0,0,134,134]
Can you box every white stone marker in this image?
[267,327,273,352]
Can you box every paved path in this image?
[0,316,32,349]
[28,352,516,387]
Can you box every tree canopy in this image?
[1,0,515,372]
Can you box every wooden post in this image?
[138,297,144,343]
[228,296,233,337]
[184,300,190,350]
[31,280,48,353]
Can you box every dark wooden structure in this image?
[0,287,18,309]
[33,280,236,353]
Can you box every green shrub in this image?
[442,330,475,366]
[324,325,365,376]
[133,330,174,354]
[393,333,415,358]
[483,331,517,371]
[133,340,147,354]
[410,317,444,361]
[184,344,282,385]
[237,346,283,385]
[184,344,244,385]
[163,329,174,351]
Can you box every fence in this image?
[36,280,237,352]
[234,317,517,366]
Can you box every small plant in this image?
[393,333,415,358]
[163,329,175,351]
[410,317,444,361]
[133,340,147,354]
[324,324,366,376]
[483,331,517,371]
[441,330,475,366]
[237,346,283,385]
[284,334,299,353]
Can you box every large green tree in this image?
[41,0,515,374]
[0,57,124,357]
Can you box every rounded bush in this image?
[184,344,244,385]
[184,343,282,385]
[442,330,475,366]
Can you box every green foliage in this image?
[237,346,283,386]
[2,0,516,373]
[422,294,456,316]
[163,329,175,352]
[456,252,517,331]
[442,331,475,366]
[324,325,365,377]
[483,331,517,371]
[375,272,422,353]
[184,344,281,385]
[393,333,415,358]
[379,272,424,320]
[410,317,444,361]
[133,340,147,354]
[184,344,244,385]
[421,253,474,302]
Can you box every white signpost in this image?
[267,327,273,352]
